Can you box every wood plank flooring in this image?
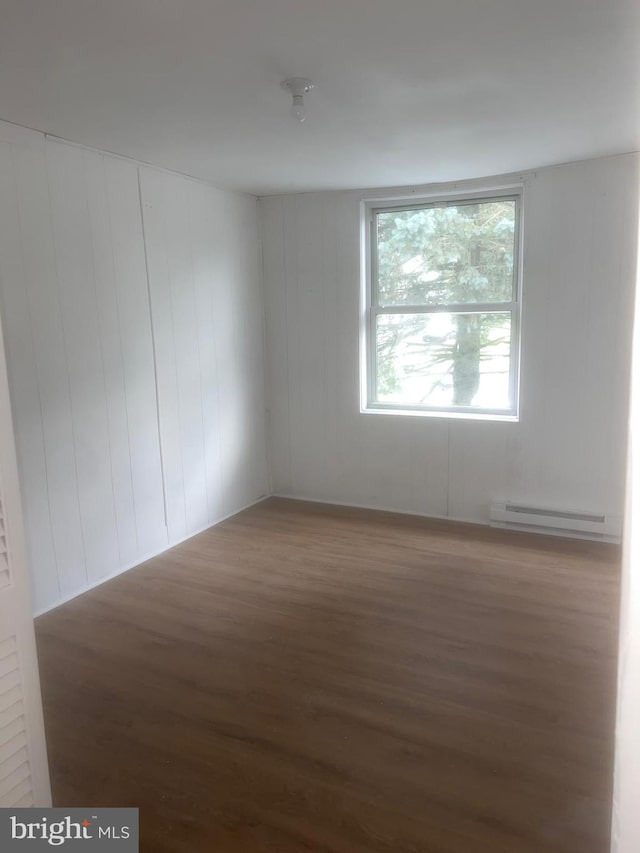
[35,498,621,853]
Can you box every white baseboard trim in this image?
[271,492,488,528]
[272,493,623,544]
[33,494,271,618]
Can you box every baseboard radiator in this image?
[489,501,622,543]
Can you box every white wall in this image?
[139,167,269,543]
[611,189,640,853]
[260,154,639,524]
[0,121,269,614]
[0,116,635,613]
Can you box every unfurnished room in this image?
[0,1,639,852]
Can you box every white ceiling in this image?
[0,0,638,195]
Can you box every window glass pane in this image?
[375,312,512,410]
[376,200,516,307]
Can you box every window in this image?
[362,190,522,420]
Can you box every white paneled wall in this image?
[139,167,269,543]
[0,114,635,612]
[0,122,268,614]
[260,154,639,524]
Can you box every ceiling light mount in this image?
[281,77,314,123]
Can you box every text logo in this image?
[0,809,138,851]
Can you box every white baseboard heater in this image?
[489,501,622,543]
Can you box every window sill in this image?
[361,406,519,423]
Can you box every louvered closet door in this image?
[0,311,51,807]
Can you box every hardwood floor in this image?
[35,498,621,853]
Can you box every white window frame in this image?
[360,187,523,422]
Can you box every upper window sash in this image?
[371,193,521,311]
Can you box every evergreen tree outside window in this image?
[363,190,522,419]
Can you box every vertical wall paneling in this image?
[103,156,167,559]
[260,197,290,493]
[11,142,87,598]
[260,154,639,524]
[138,169,189,543]
[261,189,449,518]
[83,149,140,569]
[207,190,243,517]
[0,131,59,613]
[163,174,209,536]
[294,194,328,499]
[281,196,303,497]
[0,125,170,612]
[0,123,269,613]
[140,167,269,545]
[226,192,270,512]
[186,180,223,526]
[0,132,171,610]
[45,140,120,584]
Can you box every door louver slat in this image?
[0,634,34,807]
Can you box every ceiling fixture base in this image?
[281,78,315,123]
